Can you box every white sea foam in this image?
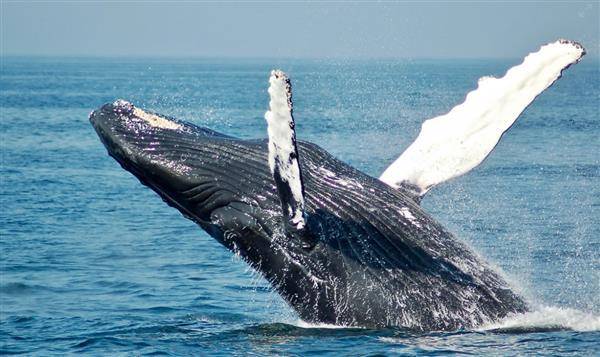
[292,306,600,332]
[294,320,361,329]
[479,305,600,332]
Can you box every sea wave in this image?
[480,305,600,332]
[293,305,600,333]
[294,320,361,329]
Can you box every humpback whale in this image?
[89,40,584,331]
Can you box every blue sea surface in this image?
[1,57,599,355]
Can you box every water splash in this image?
[294,320,359,329]
[480,305,600,332]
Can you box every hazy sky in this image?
[2,1,599,58]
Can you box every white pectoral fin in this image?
[265,70,307,233]
[380,39,586,198]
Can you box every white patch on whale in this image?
[265,70,306,230]
[318,166,364,189]
[111,99,183,131]
[133,107,183,130]
[399,207,421,227]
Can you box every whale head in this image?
[89,100,281,252]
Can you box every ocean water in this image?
[1,56,598,355]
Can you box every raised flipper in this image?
[380,40,586,199]
[265,70,313,247]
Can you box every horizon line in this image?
[3,53,599,61]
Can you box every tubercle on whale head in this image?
[104,99,184,130]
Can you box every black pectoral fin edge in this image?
[272,167,296,223]
[271,161,318,250]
